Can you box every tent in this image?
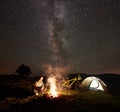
[81,76,108,93]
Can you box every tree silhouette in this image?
[15,64,32,76]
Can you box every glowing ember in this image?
[47,77,58,98]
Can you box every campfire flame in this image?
[48,76,58,98]
[42,65,69,98]
[34,65,71,97]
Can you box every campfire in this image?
[34,65,73,98]
[34,75,60,98]
[47,76,59,98]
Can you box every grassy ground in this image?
[0,91,120,112]
[0,75,120,112]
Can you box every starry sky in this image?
[0,0,120,74]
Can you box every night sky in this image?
[0,0,120,74]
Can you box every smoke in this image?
[42,64,71,78]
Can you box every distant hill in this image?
[99,74,120,95]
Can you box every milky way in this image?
[0,0,120,74]
[47,0,70,66]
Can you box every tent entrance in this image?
[89,79,104,91]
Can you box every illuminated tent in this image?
[81,76,108,93]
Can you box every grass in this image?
[0,75,120,112]
[0,91,120,112]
